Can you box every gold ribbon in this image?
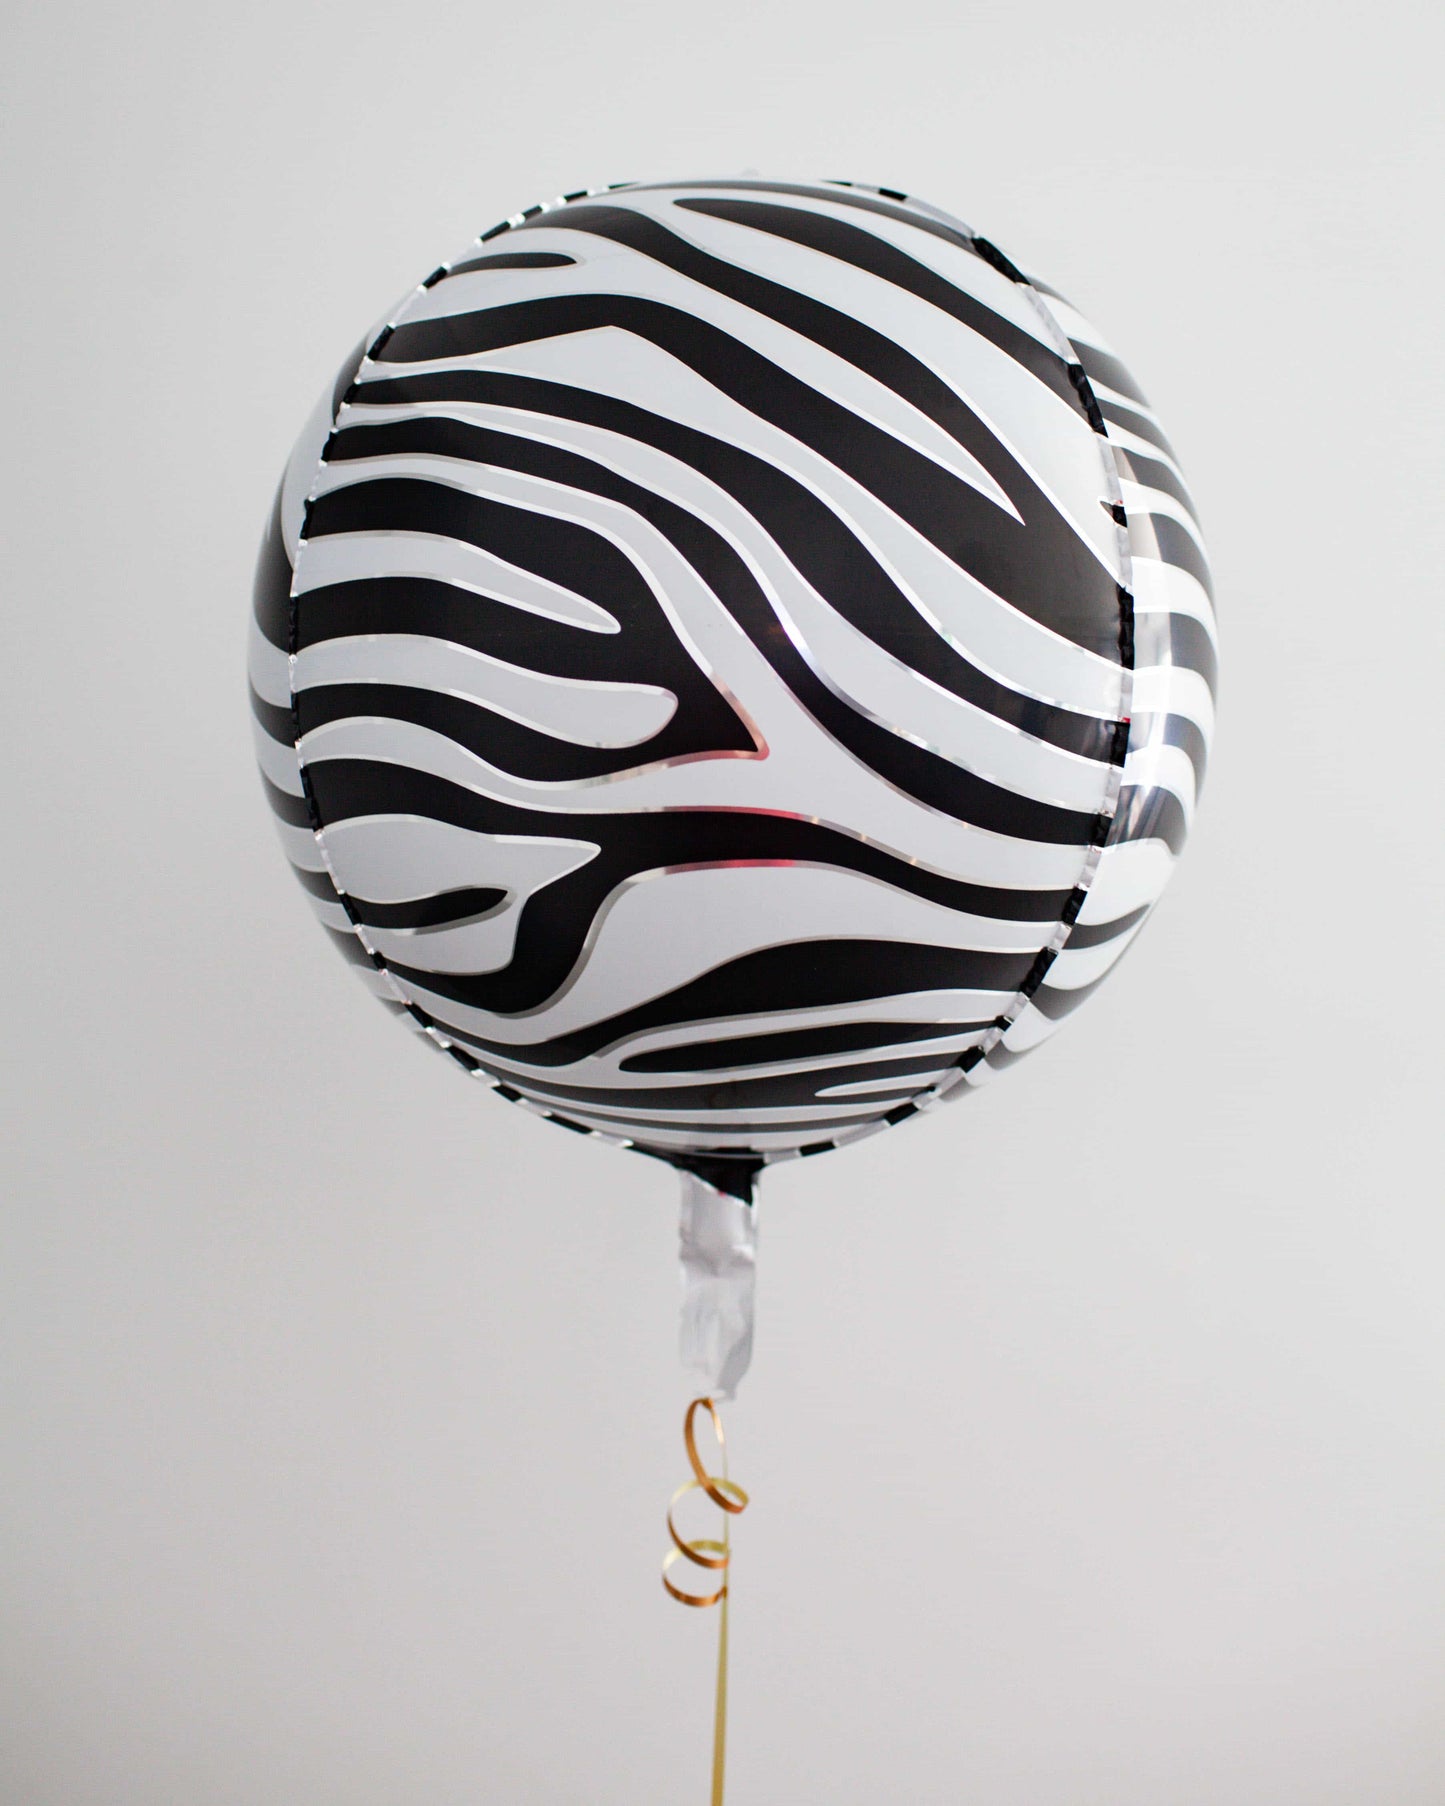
[662,1397,750,1806]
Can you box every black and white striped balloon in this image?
[250,177,1215,1193]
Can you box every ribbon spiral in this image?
[663,1398,749,1804]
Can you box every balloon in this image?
[250,176,1215,1231]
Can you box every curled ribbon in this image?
[662,1398,749,1804]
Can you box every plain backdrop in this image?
[3,2,1442,1802]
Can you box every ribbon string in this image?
[662,1397,750,1805]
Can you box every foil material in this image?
[678,1174,757,1399]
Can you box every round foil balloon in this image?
[250,177,1215,1193]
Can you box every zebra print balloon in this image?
[250,177,1215,1197]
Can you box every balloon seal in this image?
[678,1170,758,1401]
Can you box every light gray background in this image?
[4,2,1442,1801]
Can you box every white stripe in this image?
[1034,295,1117,355]
[317,814,598,902]
[1102,421,1190,486]
[483,1019,1005,1093]
[950,1057,994,1088]
[1130,557,1217,634]
[497,1086,896,1130]
[1129,663,1214,734]
[273,819,324,869]
[1120,480,1206,548]
[386,861,1049,1051]
[1122,742,1197,820]
[294,523,619,634]
[293,627,677,750]
[600,987,1017,1061]
[365,903,522,977]
[281,379,341,559]
[316,442,1117,810]
[398,224,1023,521]
[351,964,397,1000]
[252,718,303,792]
[357,321,1128,715]
[247,617,291,706]
[650,184,1063,352]
[469,988,1022,1095]
[508,1110,874,1151]
[815,1063,959,1099]
[298,462,1105,881]
[347,386,1129,723]
[996,1001,1061,1052]
[604,192,1124,578]
[1048,922,1147,989]
[1088,376,1156,413]
[1074,841,1173,923]
[301,712,1094,892]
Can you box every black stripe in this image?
[1145,712,1209,790]
[1136,515,1214,604]
[305,470,1101,841]
[348,887,507,930]
[620,1016,998,1073]
[1112,445,1198,521]
[512,1096,892,1140]
[261,771,311,828]
[331,336,372,417]
[291,572,632,677]
[303,471,653,619]
[296,679,694,785]
[252,482,293,649]
[572,1104,892,1138]
[1100,400,1180,465]
[502,205,1114,613]
[249,681,294,745]
[1133,612,1219,697]
[446,250,577,275]
[453,1049,961,1114]
[325,925,375,969]
[307,754,1071,927]
[301,463,752,766]
[379,286,1125,660]
[969,237,1028,284]
[292,565,722,697]
[662,1152,762,1200]
[1030,973,1110,1021]
[1075,343,1149,407]
[393,928,1037,1068]
[625,177,981,259]
[290,861,341,901]
[254,328,365,641]
[306,757,1064,1019]
[1062,904,1149,949]
[333,395,1119,764]
[1110,784,1187,855]
[672,196,1084,414]
[1164,613,1218,695]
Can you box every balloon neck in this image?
[676,1165,760,1401]
[669,1152,761,1206]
